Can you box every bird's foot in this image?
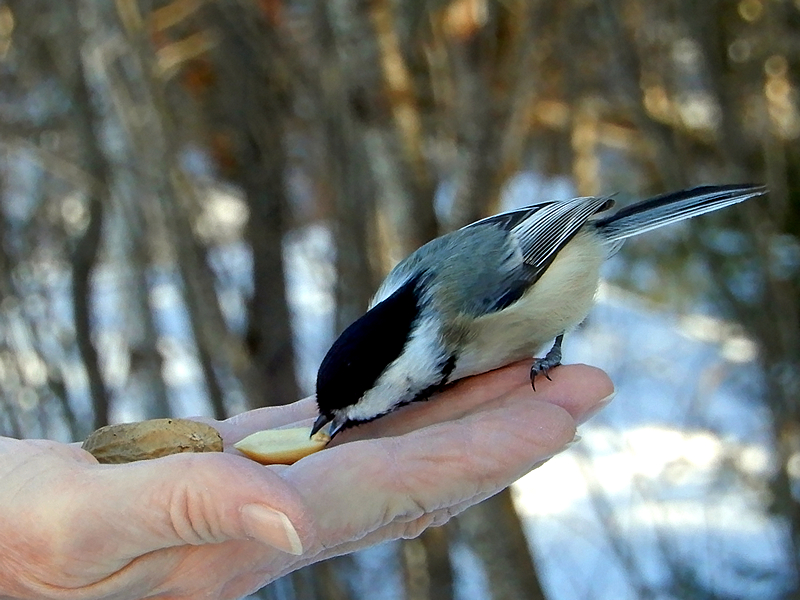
[530,334,564,391]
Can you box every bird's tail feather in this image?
[594,184,766,242]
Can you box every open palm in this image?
[0,362,613,600]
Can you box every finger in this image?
[64,452,313,570]
[207,398,319,445]
[333,362,613,443]
[0,437,97,464]
[207,364,612,447]
[283,383,581,551]
[517,362,615,423]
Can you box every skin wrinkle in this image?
[192,474,235,546]
[168,478,199,547]
[326,390,570,549]
[182,476,221,546]
[219,571,267,600]
[164,458,269,549]
[191,454,313,546]
[366,387,568,514]
[451,410,514,495]
[100,467,182,558]
[117,544,246,600]
[181,477,212,545]
[372,426,458,519]
[156,550,229,599]
[198,484,224,545]
[355,440,416,532]
[171,543,274,599]
[231,546,290,593]
[386,438,435,524]
[399,394,573,505]
[284,432,461,564]
[406,421,480,510]
[377,437,425,525]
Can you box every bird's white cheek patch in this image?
[345,316,446,423]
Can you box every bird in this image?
[311,183,766,438]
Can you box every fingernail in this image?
[241,504,303,555]
[531,433,583,470]
[577,390,616,424]
[548,433,581,457]
[564,433,582,449]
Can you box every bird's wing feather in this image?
[373,196,614,312]
[457,196,613,313]
[465,196,613,276]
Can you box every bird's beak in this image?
[310,413,349,440]
[328,416,347,439]
[310,413,331,437]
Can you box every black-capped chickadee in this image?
[312,184,766,438]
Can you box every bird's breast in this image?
[452,230,606,378]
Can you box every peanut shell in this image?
[82,418,223,464]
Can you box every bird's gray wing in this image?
[463,196,614,312]
[466,197,613,272]
[372,196,614,312]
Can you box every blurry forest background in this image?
[0,0,798,598]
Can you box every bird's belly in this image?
[451,231,605,379]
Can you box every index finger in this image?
[332,362,613,443]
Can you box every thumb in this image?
[77,452,309,557]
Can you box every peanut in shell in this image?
[82,418,223,464]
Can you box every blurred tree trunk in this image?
[242,127,299,408]
[206,3,299,409]
[443,8,507,228]
[434,5,551,599]
[57,4,113,430]
[201,7,354,599]
[327,99,379,333]
[596,0,800,591]
[685,3,800,581]
[594,0,685,190]
[71,193,107,429]
[456,491,547,600]
[114,189,174,419]
[403,528,454,600]
[162,172,230,420]
[325,0,438,258]
[438,0,541,228]
[311,0,379,331]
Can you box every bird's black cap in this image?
[315,274,424,423]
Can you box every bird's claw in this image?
[530,361,556,391]
[530,334,564,391]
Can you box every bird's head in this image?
[312,275,433,438]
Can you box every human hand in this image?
[0,362,613,600]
